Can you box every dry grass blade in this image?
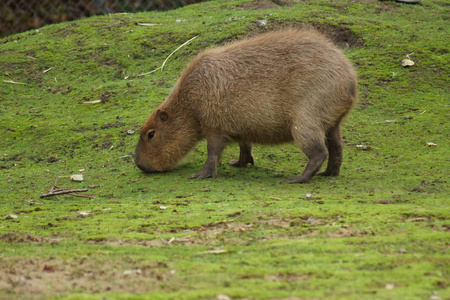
[138,35,198,77]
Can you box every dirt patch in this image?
[313,23,364,49]
[0,232,61,244]
[0,256,175,299]
[377,1,400,13]
[246,20,364,49]
[324,226,375,238]
[217,21,363,50]
[241,0,299,10]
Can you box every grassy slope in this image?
[0,0,449,299]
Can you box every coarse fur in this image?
[135,28,358,183]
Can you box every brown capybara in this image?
[135,28,358,183]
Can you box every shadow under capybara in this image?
[135,28,358,183]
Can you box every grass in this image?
[0,0,449,299]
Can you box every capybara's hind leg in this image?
[229,143,254,167]
[286,128,327,184]
[318,125,343,177]
[189,134,228,179]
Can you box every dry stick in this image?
[40,189,89,198]
[137,35,199,77]
[40,171,89,198]
[67,193,94,199]
[50,171,63,193]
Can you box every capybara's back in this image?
[135,28,358,183]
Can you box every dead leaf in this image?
[407,217,428,222]
[385,283,395,290]
[401,59,414,67]
[83,100,102,104]
[356,144,372,150]
[137,23,160,26]
[43,265,55,272]
[429,291,442,300]
[77,211,91,217]
[70,174,84,182]
[426,142,438,147]
[4,214,18,220]
[257,19,268,26]
[123,269,142,275]
[199,249,233,255]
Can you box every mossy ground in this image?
[0,0,448,299]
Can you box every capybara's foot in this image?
[317,170,339,177]
[285,176,311,184]
[229,156,254,167]
[188,170,216,179]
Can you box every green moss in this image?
[0,0,448,299]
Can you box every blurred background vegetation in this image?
[0,0,207,37]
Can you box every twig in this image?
[137,23,161,26]
[40,189,89,198]
[50,171,62,194]
[43,67,53,74]
[67,193,95,199]
[137,35,198,77]
[41,171,90,198]
[4,80,26,85]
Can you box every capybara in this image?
[135,28,357,183]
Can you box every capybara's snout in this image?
[134,154,153,174]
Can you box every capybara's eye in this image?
[148,131,155,140]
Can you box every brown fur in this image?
[135,28,358,183]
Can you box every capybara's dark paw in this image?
[188,171,215,179]
[229,156,254,168]
[317,170,339,177]
[285,176,310,184]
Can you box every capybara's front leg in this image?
[189,134,228,179]
[229,142,254,167]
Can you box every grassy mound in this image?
[0,0,448,299]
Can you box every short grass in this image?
[0,0,449,299]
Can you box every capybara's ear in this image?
[157,109,169,122]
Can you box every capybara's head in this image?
[135,108,199,174]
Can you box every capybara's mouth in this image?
[135,162,155,174]
[135,161,167,174]
[134,157,154,173]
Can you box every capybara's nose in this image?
[134,156,152,173]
